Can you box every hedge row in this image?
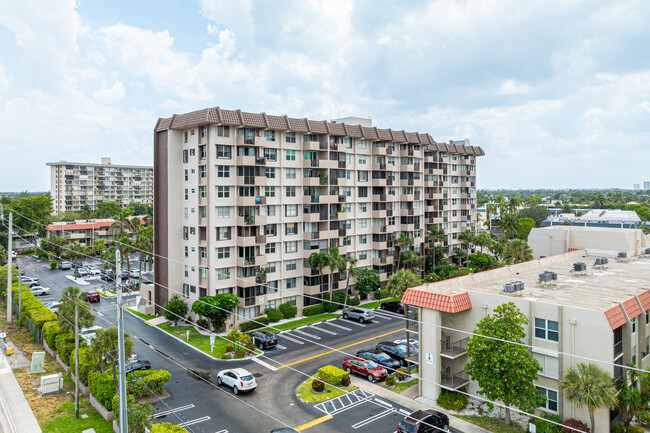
[303,305,325,317]
[374,289,389,300]
[13,284,56,329]
[239,316,270,332]
[127,369,171,397]
[318,365,350,386]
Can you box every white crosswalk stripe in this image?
[276,344,287,350]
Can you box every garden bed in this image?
[296,376,358,403]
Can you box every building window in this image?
[217,247,230,259]
[217,145,231,158]
[266,262,277,273]
[359,203,367,212]
[632,317,637,333]
[184,169,188,181]
[199,165,207,178]
[265,130,275,141]
[200,247,207,259]
[240,306,256,319]
[184,246,188,258]
[358,155,366,164]
[265,243,276,254]
[184,265,189,277]
[286,186,296,197]
[264,148,276,161]
[184,189,188,200]
[286,150,296,161]
[217,126,229,137]
[267,299,277,310]
[217,227,231,240]
[265,186,275,198]
[285,223,297,235]
[199,206,206,218]
[267,205,276,216]
[199,186,206,199]
[184,131,188,143]
[286,132,296,143]
[199,268,207,279]
[217,206,230,218]
[536,387,558,412]
[217,186,230,198]
[285,296,297,306]
[218,166,230,177]
[265,167,276,179]
[534,318,559,342]
[358,219,368,229]
[359,234,367,244]
[359,250,368,260]
[286,168,296,179]
[217,267,230,280]
[285,241,298,253]
[183,227,189,240]
[286,260,297,271]
[199,287,207,297]
[199,145,206,159]
[358,139,366,149]
[286,277,296,289]
[285,204,298,217]
[533,353,559,379]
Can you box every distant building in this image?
[635,183,640,190]
[47,157,153,214]
[541,209,642,229]
[45,217,148,248]
[644,181,650,190]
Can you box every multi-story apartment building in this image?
[47,157,153,214]
[152,107,484,326]
[404,231,650,433]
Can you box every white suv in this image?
[217,368,257,394]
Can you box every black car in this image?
[356,349,401,371]
[376,341,410,366]
[250,330,278,349]
[100,269,115,281]
[380,301,405,314]
[125,360,152,375]
[120,270,129,280]
[398,410,449,433]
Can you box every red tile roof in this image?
[638,290,650,311]
[46,219,147,232]
[623,296,642,319]
[402,288,472,313]
[604,304,627,330]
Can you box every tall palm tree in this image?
[561,363,615,433]
[503,239,534,264]
[111,208,135,239]
[68,243,86,278]
[474,231,493,254]
[425,226,446,271]
[88,327,134,392]
[135,225,153,279]
[497,213,520,241]
[341,257,359,310]
[326,247,346,301]
[309,251,328,296]
[386,269,422,298]
[57,286,95,334]
[485,202,497,232]
[458,229,475,269]
[592,192,605,209]
[394,233,413,271]
[529,195,540,207]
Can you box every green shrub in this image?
[196,318,210,330]
[239,317,270,332]
[50,260,58,270]
[627,426,644,433]
[111,394,135,415]
[265,307,282,323]
[533,413,562,433]
[321,293,338,313]
[69,346,97,385]
[21,248,35,255]
[341,375,351,387]
[611,422,625,433]
[303,305,325,317]
[436,389,468,411]
[318,365,350,386]
[27,307,57,329]
[55,333,76,364]
[279,302,297,319]
[636,410,650,428]
[88,372,117,411]
[151,423,188,433]
[375,289,388,300]
[395,367,408,381]
[348,297,361,306]
[332,291,346,309]
[385,376,396,386]
[43,321,61,349]
[128,369,171,397]
[311,379,324,392]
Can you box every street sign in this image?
[210,334,216,353]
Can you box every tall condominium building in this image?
[152,107,484,327]
[47,157,154,214]
[644,181,650,190]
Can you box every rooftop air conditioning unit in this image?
[503,283,515,293]
[573,262,586,272]
[539,273,551,282]
[645,248,650,255]
[618,252,628,259]
[595,257,603,266]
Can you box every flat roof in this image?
[47,161,153,169]
[404,250,650,314]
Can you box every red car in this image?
[85,291,100,302]
[342,357,387,382]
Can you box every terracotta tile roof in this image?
[638,290,650,311]
[604,304,627,330]
[46,219,147,232]
[344,124,363,138]
[170,109,212,129]
[361,126,378,140]
[623,296,642,319]
[405,132,419,143]
[156,117,172,131]
[393,130,407,142]
[219,109,241,125]
[402,288,472,313]
[241,111,266,128]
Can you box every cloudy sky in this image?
[1,0,649,191]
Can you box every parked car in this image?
[129,270,139,279]
[217,368,257,394]
[380,301,406,314]
[45,301,62,313]
[58,261,72,270]
[76,268,89,277]
[71,262,84,269]
[342,307,375,323]
[356,349,401,371]
[342,357,388,382]
[120,270,129,280]
[398,410,449,433]
[80,326,103,341]
[84,290,100,303]
[100,269,115,281]
[30,286,51,296]
[250,330,278,349]
[20,277,40,287]
[125,359,152,375]
[376,341,410,366]
[394,339,419,355]
[86,266,101,276]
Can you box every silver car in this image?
[342,307,375,323]
[30,286,51,296]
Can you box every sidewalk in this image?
[350,377,489,433]
[0,353,42,433]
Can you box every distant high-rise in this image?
[634,183,640,190]
[644,181,650,190]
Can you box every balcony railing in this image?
[441,370,469,389]
[244,296,256,306]
[441,336,469,357]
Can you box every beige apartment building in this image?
[48,157,153,214]
[152,107,484,326]
[404,230,650,433]
[45,217,147,248]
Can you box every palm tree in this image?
[386,269,422,298]
[425,226,446,271]
[68,243,86,278]
[497,212,520,241]
[485,202,497,232]
[309,251,328,295]
[474,231,493,254]
[394,233,413,271]
[503,239,534,264]
[326,247,346,301]
[458,229,475,269]
[400,249,425,272]
[529,195,540,207]
[506,196,522,215]
[88,327,134,392]
[135,225,153,279]
[561,363,615,433]
[592,192,605,209]
[57,286,95,334]
[341,257,359,310]
[111,208,135,239]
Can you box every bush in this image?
[265,307,282,323]
[436,389,468,411]
[43,321,61,349]
[55,333,76,364]
[239,317,270,333]
[385,375,396,386]
[303,305,325,317]
[111,394,135,415]
[636,410,650,428]
[279,302,297,319]
[27,307,57,329]
[532,413,562,433]
[196,318,210,330]
[374,289,388,300]
[234,350,245,358]
[611,422,625,433]
[88,372,117,411]
[395,367,408,381]
[318,365,350,386]
[321,293,338,313]
[348,297,361,306]
[560,419,589,433]
[69,346,96,385]
[151,423,189,433]
[341,375,350,387]
[128,369,171,397]
[163,295,189,325]
[225,346,234,353]
[627,426,644,433]
[332,291,346,308]
[50,260,58,270]
[311,379,325,392]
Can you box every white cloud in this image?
[499,80,531,95]
[92,81,125,103]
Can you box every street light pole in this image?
[6,212,13,323]
[115,249,128,433]
[74,302,79,419]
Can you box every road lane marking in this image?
[293,329,321,340]
[179,416,211,427]
[215,430,229,433]
[251,357,278,371]
[373,314,392,320]
[352,408,396,429]
[152,404,195,418]
[278,334,304,345]
[294,415,333,431]
[309,323,337,335]
[276,328,404,369]
[325,320,351,331]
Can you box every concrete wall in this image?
[529,227,647,259]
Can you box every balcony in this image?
[372,163,387,171]
[441,336,469,359]
[303,177,322,187]
[237,236,258,247]
[237,256,258,267]
[338,160,346,169]
[236,155,257,166]
[237,215,257,226]
[255,157,267,166]
[338,195,346,203]
[303,159,320,168]
[372,225,387,234]
[255,273,267,284]
[255,196,266,205]
[256,234,267,244]
[338,228,347,237]
[236,135,264,147]
[441,369,470,389]
[303,231,320,240]
[372,209,387,218]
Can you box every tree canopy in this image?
[190,294,240,331]
[354,268,380,294]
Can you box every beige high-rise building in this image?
[152,107,484,327]
[47,157,153,214]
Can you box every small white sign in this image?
[0,332,6,339]
[425,352,434,365]
[529,423,536,433]
[209,334,216,347]
[259,296,265,305]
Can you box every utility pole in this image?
[18,260,22,317]
[6,212,12,323]
[115,249,128,433]
[74,301,79,419]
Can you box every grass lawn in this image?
[296,376,358,403]
[126,307,156,321]
[261,314,341,333]
[456,415,525,433]
[393,378,418,393]
[156,324,259,358]
[360,297,400,310]
[40,400,113,433]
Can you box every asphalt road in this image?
[18,255,446,433]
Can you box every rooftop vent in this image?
[618,252,628,259]
[539,273,551,282]
[645,248,650,255]
[594,257,609,266]
[503,283,515,293]
[573,262,587,272]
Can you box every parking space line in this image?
[215,430,229,433]
[179,416,211,427]
[278,334,304,345]
[251,357,278,371]
[374,398,393,408]
[373,314,392,320]
[152,404,195,418]
[352,408,396,429]
[276,344,287,349]
[293,329,321,340]
[324,320,351,331]
[309,323,337,335]
[398,408,411,416]
[341,319,366,327]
